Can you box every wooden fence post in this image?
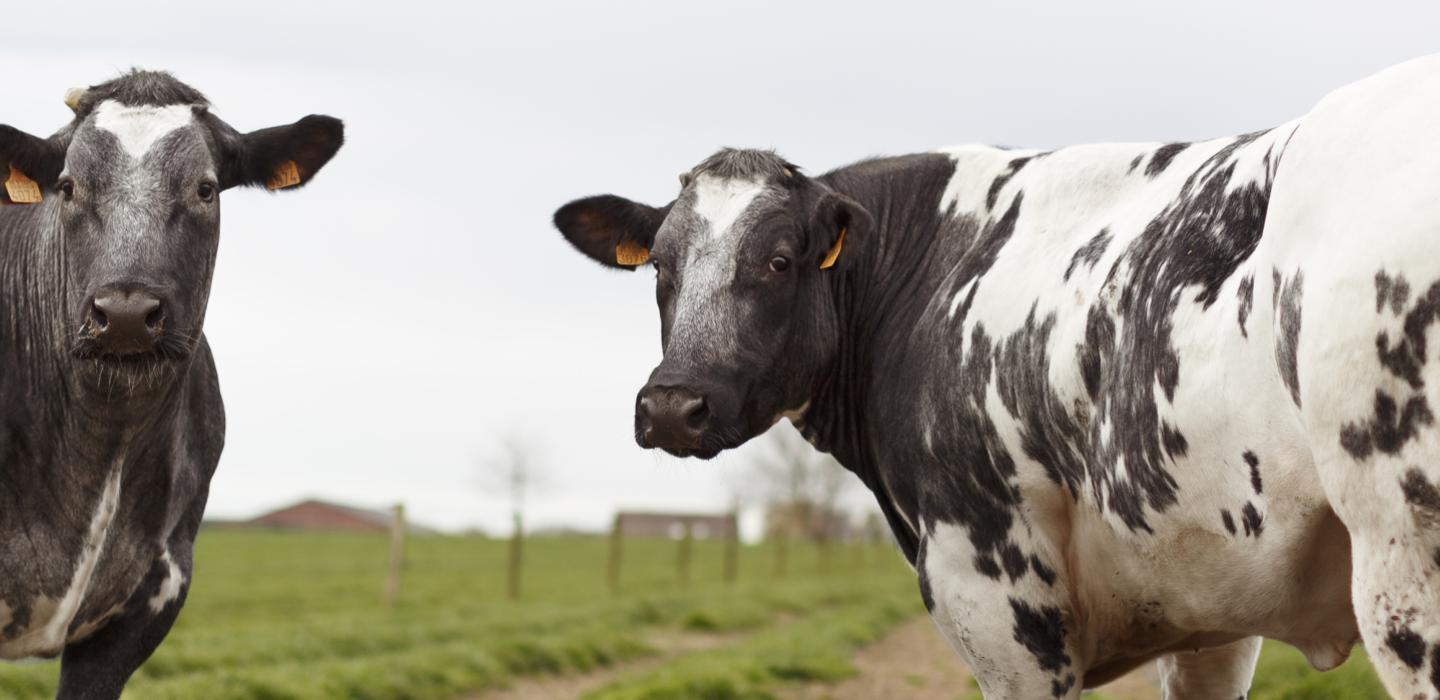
[383,503,406,607]
[608,513,624,595]
[507,510,524,600]
[722,510,739,585]
[676,520,693,587]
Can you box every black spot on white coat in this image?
[1064,228,1111,282]
[1146,143,1189,176]
[1009,597,1072,674]
[1243,451,1262,494]
[1385,626,1426,670]
[1339,391,1434,460]
[1274,271,1304,407]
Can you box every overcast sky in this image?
[3,2,1439,534]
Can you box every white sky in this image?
[3,2,1438,534]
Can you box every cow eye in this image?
[58,180,75,201]
[197,183,216,202]
[769,256,790,273]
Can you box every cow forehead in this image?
[690,175,770,240]
[90,100,196,160]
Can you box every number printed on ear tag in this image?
[4,166,42,204]
[615,240,651,266]
[267,161,302,191]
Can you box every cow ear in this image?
[220,115,344,192]
[809,192,872,271]
[0,125,64,205]
[553,195,669,270]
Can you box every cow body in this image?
[0,204,222,667]
[556,55,1440,698]
[811,130,1358,697]
[806,58,1440,697]
[0,71,341,698]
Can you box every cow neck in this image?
[0,204,174,480]
[801,155,960,556]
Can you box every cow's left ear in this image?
[809,192,872,271]
[0,125,65,205]
[220,115,344,192]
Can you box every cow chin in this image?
[635,419,753,460]
[70,331,194,384]
[658,445,724,460]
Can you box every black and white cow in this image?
[0,71,342,698]
[554,56,1440,698]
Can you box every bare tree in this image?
[748,425,856,573]
[481,433,544,600]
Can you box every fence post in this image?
[507,510,524,600]
[384,503,406,607]
[774,532,789,578]
[677,520,693,587]
[608,513,624,595]
[722,510,739,585]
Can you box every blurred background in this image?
[3,1,1437,698]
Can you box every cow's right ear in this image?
[553,195,669,270]
[0,125,64,205]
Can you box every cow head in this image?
[554,149,871,458]
[0,70,343,390]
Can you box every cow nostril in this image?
[144,304,164,330]
[683,397,709,430]
[90,301,109,330]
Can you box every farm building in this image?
[762,502,856,542]
[238,499,401,533]
[614,511,738,540]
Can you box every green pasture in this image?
[0,532,1388,699]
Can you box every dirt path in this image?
[470,630,741,700]
[780,616,1162,700]
[782,616,976,700]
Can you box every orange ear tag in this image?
[266,160,301,191]
[819,226,847,269]
[4,165,42,204]
[615,240,651,266]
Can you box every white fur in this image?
[666,176,771,359]
[92,100,194,160]
[1262,53,1440,699]
[692,175,766,241]
[148,549,184,614]
[0,460,123,659]
[917,97,1360,696]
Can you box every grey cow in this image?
[0,71,342,698]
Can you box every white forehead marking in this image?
[692,175,767,240]
[92,100,194,160]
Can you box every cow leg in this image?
[1155,636,1261,699]
[55,550,191,700]
[1292,267,1440,698]
[918,525,1082,699]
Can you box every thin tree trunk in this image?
[676,521,693,587]
[722,511,739,585]
[607,513,623,594]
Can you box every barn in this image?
[241,499,398,533]
[614,511,738,540]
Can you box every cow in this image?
[0,71,342,698]
[552,55,1440,698]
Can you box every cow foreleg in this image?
[55,549,191,700]
[1156,636,1261,699]
[919,524,1082,699]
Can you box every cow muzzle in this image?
[635,385,714,457]
[87,287,165,356]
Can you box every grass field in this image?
[0,531,1390,699]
